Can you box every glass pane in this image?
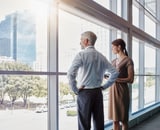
[93,0,110,10]
[58,77,111,130]
[93,0,127,20]
[132,38,139,75]
[145,0,156,17]
[144,76,155,106]
[145,15,156,38]
[59,76,77,130]
[144,44,156,105]
[111,30,128,61]
[144,45,156,74]
[58,10,111,129]
[103,89,110,123]
[0,74,47,130]
[132,76,139,113]
[58,9,126,129]
[117,0,122,17]
[132,4,139,28]
[59,10,110,72]
[136,0,156,17]
[0,0,48,71]
[132,38,140,113]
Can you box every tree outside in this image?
[0,61,47,110]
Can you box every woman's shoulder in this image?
[127,57,133,61]
[126,57,134,65]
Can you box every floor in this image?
[129,112,160,130]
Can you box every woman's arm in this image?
[116,63,134,83]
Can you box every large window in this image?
[0,0,48,71]
[133,0,157,39]
[0,74,48,130]
[145,15,156,38]
[1,0,160,130]
[0,0,49,130]
[132,37,140,113]
[144,44,156,106]
[58,10,111,129]
[93,0,128,20]
[58,9,128,129]
[132,37,157,113]
[93,0,110,10]
[58,10,110,72]
[133,4,139,28]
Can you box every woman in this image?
[108,38,134,130]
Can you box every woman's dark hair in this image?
[112,38,128,56]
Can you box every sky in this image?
[0,0,49,70]
[0,0,30,20]
[0,0,51,20]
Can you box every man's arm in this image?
[102,63,119,89]
[67,53,82,94]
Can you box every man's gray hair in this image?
[81,31,97,45]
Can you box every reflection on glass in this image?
[0,74,47,130]
[0,0,48,71]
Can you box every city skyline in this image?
[0,10,36,67]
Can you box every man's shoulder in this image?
[96,51,106,58]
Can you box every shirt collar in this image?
[85,46,95,50]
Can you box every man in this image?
[67,31,119,130]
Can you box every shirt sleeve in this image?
[67,53,82,94]
[102,60,119,89]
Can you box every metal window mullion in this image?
[139,42,144,109]
[122,0,128,20]
[138,0,145,110]
[156,49,160,102]
[127,0,133,116]
[156,0,160,41]
[48,1,59,130]
[109,30,117,61]
[127,0,132,57]
[110,0,117,14]
[139,0,145,30]
[156,0,160,102]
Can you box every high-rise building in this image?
[0,10,36,67]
